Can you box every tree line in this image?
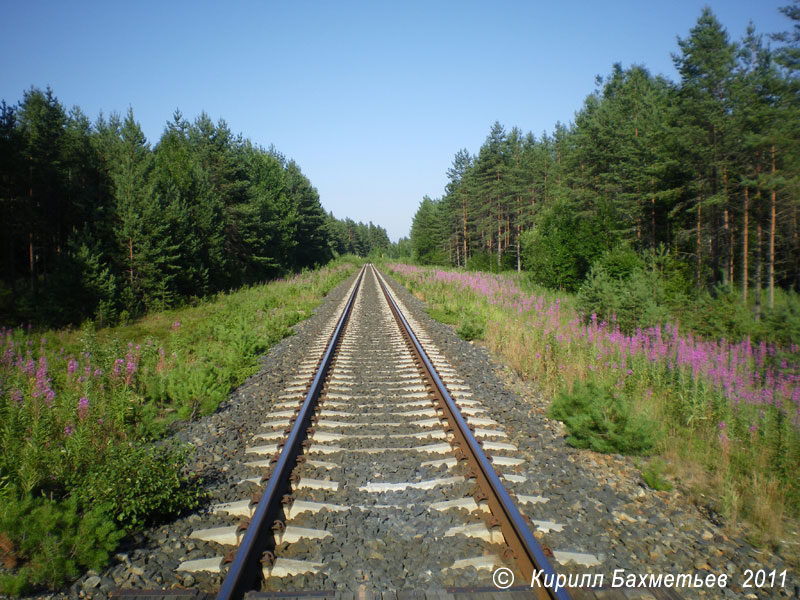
[409,6,800,315]
[0,89,390,326]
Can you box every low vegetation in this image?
[386,262,800,563]
[549,381,657,455]
[0,257,359,594]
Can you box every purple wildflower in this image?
[78,397,89,419]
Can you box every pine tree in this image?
[17,87,68,294]
[410,196,446,264]
[0,101,23,304]
[284,161,331,269]
[673,8,738,289]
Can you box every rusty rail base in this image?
[374,266,571,600]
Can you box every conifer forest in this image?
[408,7,800,338]
[0,96,390,327]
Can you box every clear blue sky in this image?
[1,0,791,241]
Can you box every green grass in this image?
[0,256,361,595]
[425,303,485,341]
[640,458,673,492]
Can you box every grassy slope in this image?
[384,261,800,566]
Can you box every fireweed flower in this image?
[78,397,89,419]
[125,360,136,386]
[64,424,74,437]
[67,359,78,374]
[387,264,800,430]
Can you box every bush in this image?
[457,315,485,341]
[577,244,678,332]
[763,295,800,346]
[521,199,611,292]
[466,251,492,272]
[641,458,672,491]
[0,495,123,595]
[549,381,657,455]
[75,442,204,530]
[593,241,644,279]
[165,357,230,420]
[686,286,763,341]
[577,265,670,333]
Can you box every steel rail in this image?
[373,265,571,600]
[216,265,366,600]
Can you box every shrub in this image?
[457,315,485,341]
[520,199,611,292]
[593,241,644,279]
[165,357,231,420]
[763,296,800,346]
[466,251,492,272]
[641,458,673,491]
[576,243,675,333]
[75,442,204,530]
[549,381,657,455]
[0,495,123,595]
[686,286,763,342]
[577,265,670,333]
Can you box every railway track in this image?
[109,264,721,600]
[154,264,567,599]
[99,262,799,600]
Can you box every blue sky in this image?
[1,0,791,241]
